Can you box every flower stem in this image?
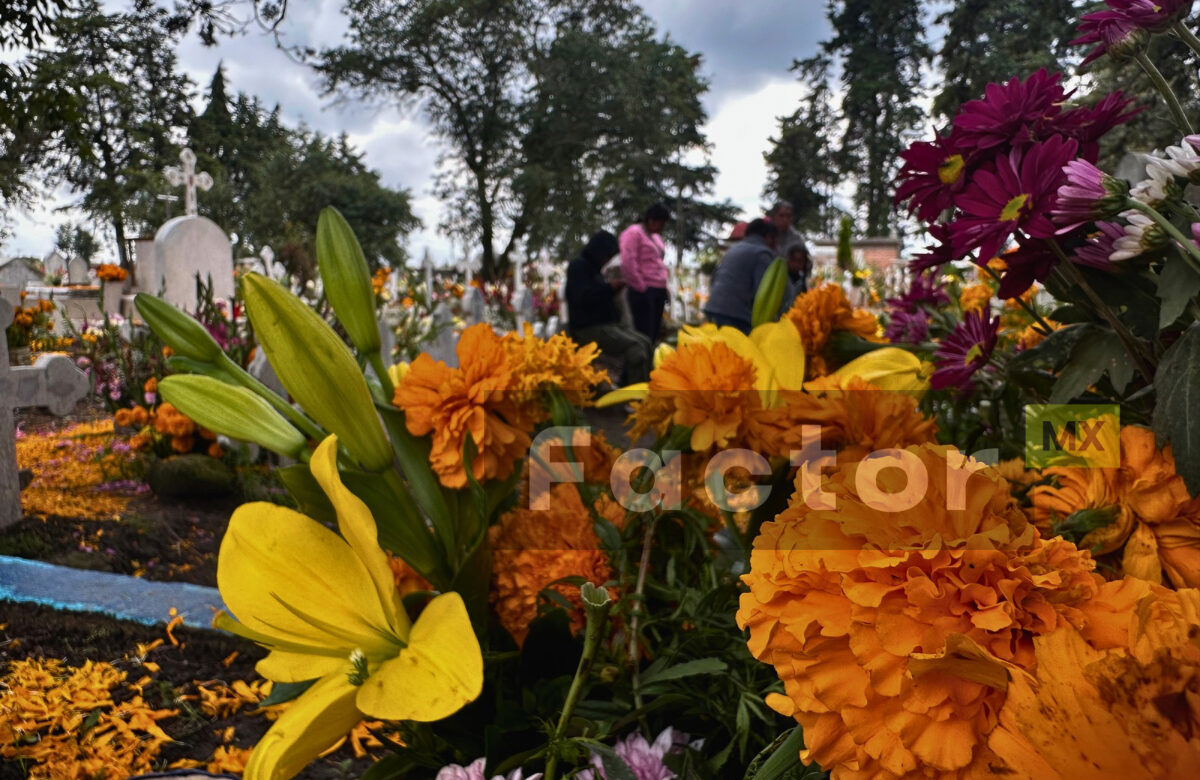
[628,516,657,724]
[979,264,1054,334]
[367,350,395,401]
[1125,199,1200,275]
[544,583,613,780]
[1173,21,1200,60]
[1133,50,1194,134]
[1049,247,1155,383]
[221,354,326,442]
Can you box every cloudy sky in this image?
[5,0,832,265]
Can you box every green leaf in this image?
[1153,323,1200,494]
[745,726,807,780]
[342,471,445,586]
[259,679,317,707]
[1157,253,1200,329]
[639,657,727,687]
[377,403,456,557]
[1050,326,1133,402]
[1008,323,1086,377]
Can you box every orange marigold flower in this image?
[130,406,149,427]
[162,345,174,358]
[171,435,194,453]
[394,323,530,488]
[387,553,432,598]
[637,340,761,452]
[753,377,936,460]
[525,427,620,507]
[206,442,224,459]
[143,377,157,393]
[129,433,151,451]
[959,283,993,313]
[501,325,606,428]
[114,408,134,427]
[490,483,623,645]
[1030,426,1200,587]
[784,283,883,377]
[986,579,1200,778]
[738,444,1100,780]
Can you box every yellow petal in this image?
[596,383,649,407]
[217,502,394,654]
[750,318,805,391]
[309,435,408,638]
[256,650,347,684]
[355,592,483,722]
[652,342,675,369]
[243,672,361,780]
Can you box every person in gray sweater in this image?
[703,219,779,334]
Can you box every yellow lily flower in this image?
[805,347,931,398]
[215,435,482,780]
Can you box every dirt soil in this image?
[0,601,376,779]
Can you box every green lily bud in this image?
[135,293,223,363]
[159,375,307,458]
[317,207,381,354]
[752,257,788,328]
[241,272,394,472]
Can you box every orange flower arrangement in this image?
[958,282,993,313]
[753,376,937,460]
[96,263,128,282]
[985,578,1200,778]
[784,283,883,377]
[738,444,1101,779]
[395,323,604,488]
[490,483,624,645]
[371,267,391,296]
[1030,425,1200,587]
[634,341,761,451]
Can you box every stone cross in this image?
[164,148,213,218]
[0,299,90,528]
[422,249,434,301]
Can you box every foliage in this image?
[6,295,56,350]
[762,56,840,236]
[54,222,101,264]
[26,0,193,266]
[932,0,1081,120]
[821,0,930,236]
[315,0,721,279]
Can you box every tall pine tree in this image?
[822,0,929,236]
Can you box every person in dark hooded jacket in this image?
[566,230,651,385]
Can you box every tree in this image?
[933,0,1080,121]
[54,222,101,264]
[822,0,929,236]
[763,55,840,236]
[515,18,732,258]
[315,0,719,278]
[29,0,193,267]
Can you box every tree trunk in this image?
[113,215,128,268]
[474,166,497,281]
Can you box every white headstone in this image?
[44,250,67,280]
[0,298,90,527]
[67,256,89,286]
[132,238,161,295]
[425,302,458,368]
[154,215,234,311]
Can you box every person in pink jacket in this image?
[618,203,672,343]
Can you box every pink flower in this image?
[436,758,542,780]
[1055,92,1143,160]
[1072,7,1150,65]
[895,135,967,221]
[932,310,1000,390]
[952,69,1069,152]
[578,728,696,780]
[1053,158,1129,231]
[1074,221,1127,267]
[950,135,1080,261]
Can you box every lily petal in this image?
[596,383,649,407]
[218,501,393,653]
[750,319,806,391]
[257,650,348,684]
[355,592,483,722]
[310,435,409,638]
[244,672,361,780]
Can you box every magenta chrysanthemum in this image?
[895,135,967,221]
[950,135,1079,261]
[932,309,1000,390]
[1073,221,1126,268]
[953,69,1069,152]
[1073,9,1148,64]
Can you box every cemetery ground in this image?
[0,399,388,777]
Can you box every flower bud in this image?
[317,207,381,354]
[751,257,788,328]
[242,272,394,472]
[135,293,223,363]
[159,374,308,458]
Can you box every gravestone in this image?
[44,250,67,281]
[67,256,89,286]
[426,302,458,368]
[0,299,90,528]
[156,148,232,311]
